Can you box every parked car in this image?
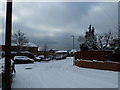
[39,55,52,61]
[41,58,51,61]
[14,56,34,64]
[56,54,66,60]
[46,55,53,60]
[34,55,45,62]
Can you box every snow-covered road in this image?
[12,57,118,88]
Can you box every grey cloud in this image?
[78,2,118,34]
[1,2,118,50]
[30,32,80,50]
[12,2,94,28]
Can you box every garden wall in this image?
[74,50,120,71]
[74,60,120,71]
[75,50,113,61]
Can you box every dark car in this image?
[40,56,52,62]
[14,56,34,64]
[34,55,45,62]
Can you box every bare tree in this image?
[77,35,85,44]
[42,44,48,58]
[42,44,48,51]
[77,25,117,50]
[97,32,114,49]
[12,30,29,52]
[109,32,120,50]
[34,41,41,51]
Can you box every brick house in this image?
[38,49,55,56]
[0,42,38,56]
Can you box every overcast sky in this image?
[0,2,118,50]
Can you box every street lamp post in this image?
[71,35,75,65]
[71,35,75,50]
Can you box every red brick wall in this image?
[74,60,120,71]
[0,45,2,51]
[75,50,113,61]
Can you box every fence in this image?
[74,50,120,71]
[75,50,113,61]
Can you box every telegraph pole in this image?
[118,2,120,90]
[4,0,12,89]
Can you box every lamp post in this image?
[71,35,75,50]
[4,0,12,89]
[71,35,75,65]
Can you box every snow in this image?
[14,56,34,61]
[23,42,37,47]
[69,49,77,52]
[11,57,118,88]
[0,42,37,47]
[20,51,31,54]
[0,58,14,73]
[56,50,67,53]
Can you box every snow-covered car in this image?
[34,55,44,62]
[42,58,50,61]
[47,55,54,60]
[40,56,51,61]
[14,56,34,64]
[56,54,66,60]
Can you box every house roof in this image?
[69,49,77,52]
[56,50,67,53]
[0,42,38,47]
[23,42,37,47]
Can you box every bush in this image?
[80,43,90,51]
